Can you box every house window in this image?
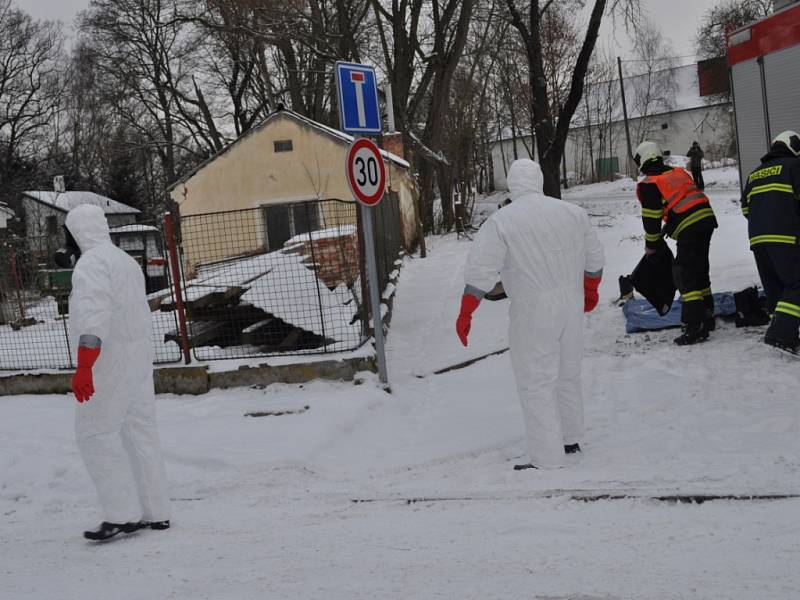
[262,202,322,252]
[661,123,669,130]
[274,140,293,153]
[45,215,58,235]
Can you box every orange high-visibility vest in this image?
[639,168,710,221]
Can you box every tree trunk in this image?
[437,164,454,231]
[505,0,609,198]
[539,155,562,199]
[418,161,436,232]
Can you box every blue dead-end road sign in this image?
[335,61,382,136]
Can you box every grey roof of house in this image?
[22,191,140,215]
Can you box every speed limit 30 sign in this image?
[345,138,386,206]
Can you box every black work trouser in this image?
[673,227,714,325]
[691,167,704,190]
[753,245,800,344]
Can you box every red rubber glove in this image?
[584,274,602,313]
[72,345,101,403]
[456,293,481,347]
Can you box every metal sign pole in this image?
[360,202,389,384]
[336,61,390,386]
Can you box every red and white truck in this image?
[728,2,800,188]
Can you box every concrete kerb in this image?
[0,356,377,397]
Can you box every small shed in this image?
[168,108,418,270]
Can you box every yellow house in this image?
[168,108,419,270]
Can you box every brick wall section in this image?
[292,232,360,289]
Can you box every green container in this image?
[37,269,73,292]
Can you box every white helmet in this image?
[633,140,664,172]
[772,131,800,156]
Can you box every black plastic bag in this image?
[630,244,676,316]
[733,286,770,327]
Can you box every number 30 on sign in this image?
[345,138,386,207]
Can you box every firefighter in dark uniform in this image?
[741,130,800,354]
[634,140,718,345]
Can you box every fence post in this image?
[304,202,328,351]
[10,251,26,321]
[355,204,370,339]
[164,213,191,365]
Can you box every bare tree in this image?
[0,0,64,168]
[628,19,677,146]
[371,0,476,232]
[189,1,279,137]
[696,0,772,60]
[504,0,640,197]
[80,0,211,188]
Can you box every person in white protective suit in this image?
[64,204,171,541]
[455,159,605,470]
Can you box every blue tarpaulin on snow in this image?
[623,292,737,334]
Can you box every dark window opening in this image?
[263,202,321,252]
[661,123,669,130]
[45,215,58,236]
[274,140,293,153]
[264,205,292,251]
[291,203,319,236]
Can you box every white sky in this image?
[16,0,718,62]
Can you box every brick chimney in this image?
[381,132,405,160]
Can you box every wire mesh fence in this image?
[0,225,182,371]
[0,195,404,370]
[0,235,73,370]
[177,199,369,361]
[373,192,405,295]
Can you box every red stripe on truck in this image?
[727,5,800,66]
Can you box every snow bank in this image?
[3,181,799,599]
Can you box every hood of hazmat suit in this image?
[66,204,169,523]
[506,157,545,200]
[463,159,604,468]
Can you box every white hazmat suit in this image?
[66,204,170,523]
[464,160,604,468]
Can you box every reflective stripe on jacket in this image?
[636,166,717,248]
[741,151,800,248]
[641,168,710,218]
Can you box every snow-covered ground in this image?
[3,167,799,599]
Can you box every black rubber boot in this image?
[674,322,709,346]
[513,463,538,471]
[146,520,170,530]
[84,521,143,541]
[564,443,581,454]
[764,335,799,355]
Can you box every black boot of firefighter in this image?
[674,321,710,346]
[764,309,800,354]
